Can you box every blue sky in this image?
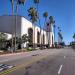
[0,0,75,44]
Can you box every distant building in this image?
[0,15,54,47]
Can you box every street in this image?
[0,47,75,75]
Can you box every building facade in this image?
[0,15,54,47]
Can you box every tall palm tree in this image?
[34,0,40,10]
[43,12,48,25]
[33,0,40,24]
[10,0,25,51]
[43,12,48,45]
[34,0,42,48]
[49,16,55,25]
[28,7,38,50]
[58,30,63,43]
[34,0,40,4]
[53,24,56,43]
[73,33,75,42]
[10,0,14,14]
[17,0,25,4]
[49,16,55,47]
[15,0,25,51]
[10,0,14,51]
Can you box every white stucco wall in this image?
[21,17,32,36]
[0,15,52,46]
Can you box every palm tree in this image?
[49,16,55,24]
[34,0,40,4]
[53,24,56,43]
[10,0,14,51]
[10,0,14,14]
[33,0,40,24]
[10,0,25,51]
[17,0,25,4]
[34,0,40,10]
[28,7,38,50]
[58,31,63,43]
[43,12,48,45]
[43,12,48,25]
[49,16,55,47]
[73,33,75,42]
[34,0,42,48]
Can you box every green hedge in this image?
[27,47,33,51]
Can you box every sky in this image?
[0,0,75,44]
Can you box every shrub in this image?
[27,47,33,51]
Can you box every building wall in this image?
[0,16,54,47]
[21,17,32,36]
[21,17,48,45]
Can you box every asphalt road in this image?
[0,47,75,75]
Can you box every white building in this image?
[0,15,54,47]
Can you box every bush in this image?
[27,47,33,51]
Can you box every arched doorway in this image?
[28,28,33,46]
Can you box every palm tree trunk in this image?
[14,1,18,51]
[43,18,46,44]
[11,0,14,52]
[39,20,42,49]
[54,25,55,42]
[33,24,35,50]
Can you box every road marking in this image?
[64,56,66,59]
[0,55,49,75]
[58,65,63,74]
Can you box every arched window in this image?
[28,28,33,43]
[37,31,40,44]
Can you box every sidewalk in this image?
[0,50,29,57]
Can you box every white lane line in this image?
[58,65,63,74]
[64,56,66,59]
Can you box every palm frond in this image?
[34,0,40,4]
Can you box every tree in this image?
[49,16,55,24]
[58,31,63,43]
[10,0,14,14]
[28,7,38,50]
[48,16,55,47]
[43,12,48,24]
[43,12,48,45]
[34,0,40,10]
[22,34,29,43]
[10,0,25,51]
[34,0,40,4]
[0,32,7,49]
[0,32,7,42]
[73,33,75,42]
[43,12,48,30]
[34,0,40,12]
[53,24,56,43]
[17,0,26,4]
